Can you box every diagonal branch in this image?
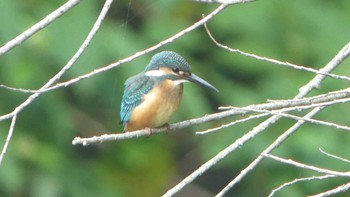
[264,154,350,177]
[0,0,81,56]
[0,115,17,166]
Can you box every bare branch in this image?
[194,0,255,4]
[0,0,81,56]
[0,115,17,165]
[73,127,166,146]
[264,154,350,177]
[298,42,350,96]
[0,84,37,93]
[319,148,350,164]
[309,182,350,197]
[196,113,269,135]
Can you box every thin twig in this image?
[0,84,37,93]
[0,115,17,165]
[194,0,255,4]
[269,175,336,197]
[0,0,81,56]
[319,148,350,164]
[264,154,350,177]
[196,113,269,135]
[73,127,168,146]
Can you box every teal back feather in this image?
[120,73,154,125]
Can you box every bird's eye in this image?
[172,67,180,73]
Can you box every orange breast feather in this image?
[125,80,183,131]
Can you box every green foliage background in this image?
[1,0,350,196]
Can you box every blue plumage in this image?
[120,73,154,125]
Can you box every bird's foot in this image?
[145,127,153,137]
[162,123,171,134]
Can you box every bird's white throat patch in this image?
[145,70,166,77]
[173,79,188,85]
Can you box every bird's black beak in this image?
[185,73,219,92]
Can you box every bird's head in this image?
[144,51,218,92]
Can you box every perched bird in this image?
[120,51,218,132]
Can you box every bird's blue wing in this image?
[120,73,154,125]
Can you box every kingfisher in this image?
[120,51,218,132]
